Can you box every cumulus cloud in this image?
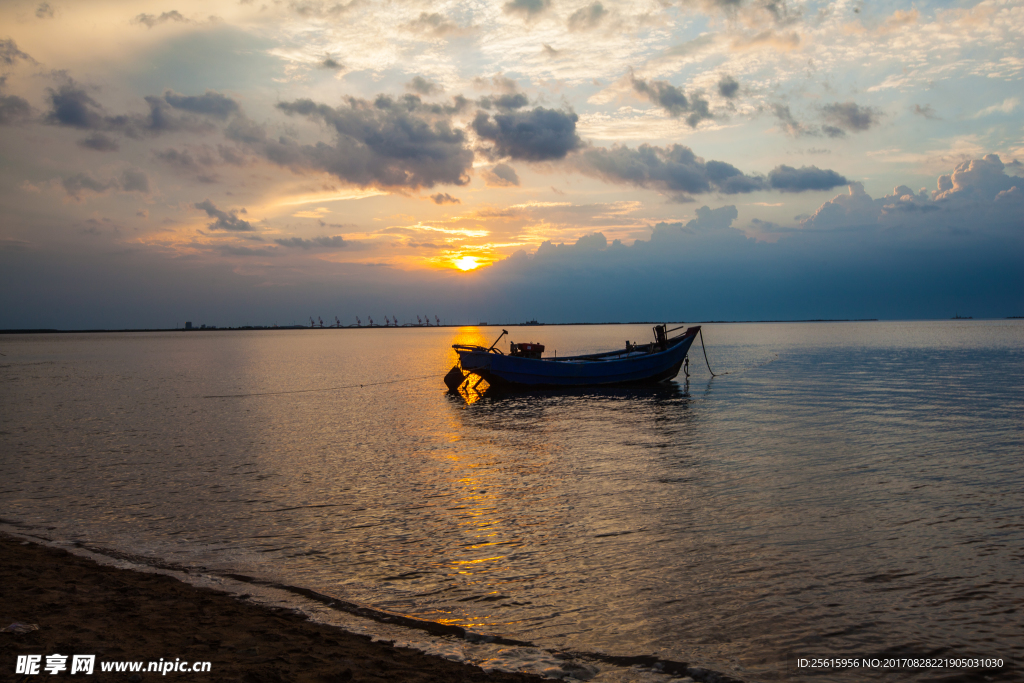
[482,163,520,187]
[472,107,582,161]
[162,90,240,119]
[319,56,344,70]
[630,72,712,127]
[132,11,187,28]
[274,235,348,249]
[802,155,1022,232]
[62,173,118,199]
[568,2,607,30]
[267,94,474,189]
[768,165,848,192]
[194,199,254,231]
[430,192,460,204]
[504,0,551,19]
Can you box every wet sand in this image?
[0,534,545,682]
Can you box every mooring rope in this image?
[203,373,437,399]
[699,327,721,377]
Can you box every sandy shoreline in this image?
[0,533,547,682]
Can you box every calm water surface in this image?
[2,321,1022,681]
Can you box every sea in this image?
[1,321,1021,682]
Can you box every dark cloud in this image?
[483,162,520,187]
[0,39,34,65]
[542,43,559,56]
[266,94,473,189]
[504,0,551,19]
[62,173,117,198]
[629,73,713,127]
[768,165,848,192]
[478,93,529,110]
[162,90,240,119]
[430,192,460,204]
[36,3,55,18]
[274,235,348,249]
[568,2,607,30]
[407,76,442,95]
[194,199,254,231]
[121,168,150,193]
[822,125,845,138]
[319,57,344,70]
[132,11,187,28]
[0,79,32,125]
[574,143,767,196]
[472,107,582,161]
[44,83,239,138]
[718,75,739,98]
[821,101,879,133]
[77,132,120,151]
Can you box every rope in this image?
[204,373,437,398]
[699,327,721,377]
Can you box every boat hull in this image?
[455,328,699,388]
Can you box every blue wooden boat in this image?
[447,324,701,390]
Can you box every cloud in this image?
[407,76,442,96]
[0,80,32,125]
[269,94,474,189]
[802,155,1022,232]
[77,132,120,151]
[120,168,150,193]
[768,165,849,193]
[630,72,712,127]
[404,12,469,37]
[473,75,519,94]
[319,56,344,70]
[62,173,118,199]
[772,103,811,137]
[912,104,939,120]
[573,143,767,196]
[472,107,583,161]
[821,101,880,134]
[430,192,460,204]
[482,163,520,187]
[194,199,254,231]
[0,39,34,65]
[43,82,239,138]
[478,93,530,110]
[162,90,240,119]
[274,235,349,249]
[504,0,551,19]
[36,3,54,19]
[132,11,187,28]
[718,75,739,99]
[971,97,1019,119]
[568,2,607,30]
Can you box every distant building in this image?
[185,322,193,330]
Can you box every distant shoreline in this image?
[6,318,1024,334]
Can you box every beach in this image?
[0,534,545,682]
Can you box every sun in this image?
[454,256,481,271]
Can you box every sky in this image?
[0,0,1021,328]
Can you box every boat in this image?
[446,324,701,390]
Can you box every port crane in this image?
[335,317,341,328]
[393,315,398,327]
[368,316,374,326]
[309,317,315,328]
[355,316,362,327]
[384,316,390,326]
[435,316,441,326]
